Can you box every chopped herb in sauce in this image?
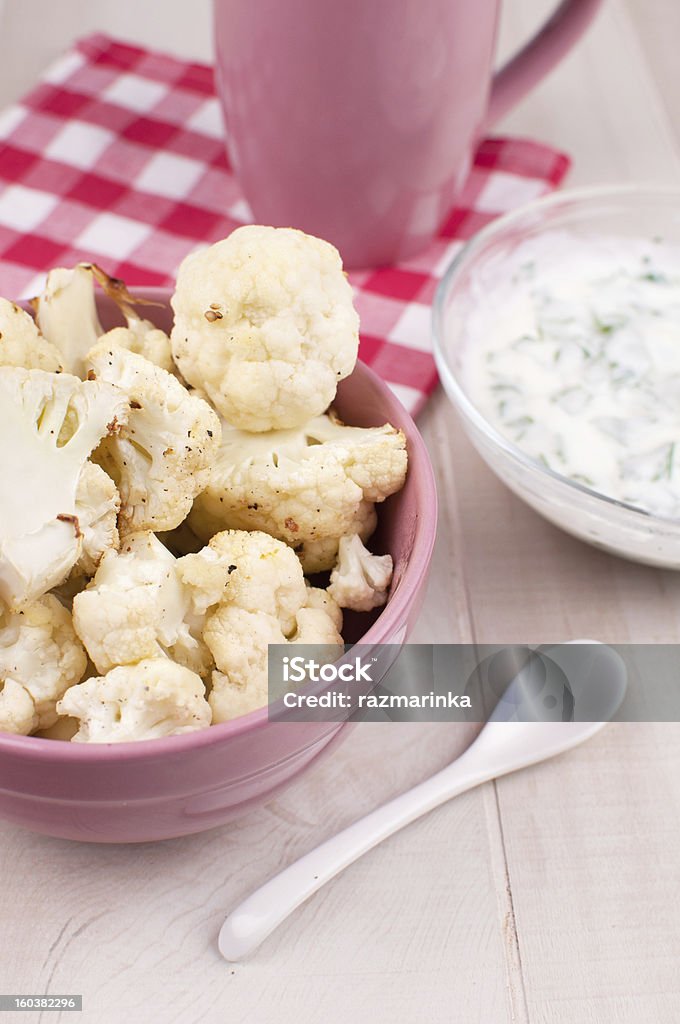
[464,235,680,516]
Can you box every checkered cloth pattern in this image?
[0,34,570,415]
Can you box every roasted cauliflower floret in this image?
[201,530,343,723]
[174,540,237,617]
[170,225,359,432]
[0,368,129,610]
[0,298,62,371]
[33,262,174,378]
[304,584,344,631]
[328,534,393,611]
[0,595,87,735]
[72,531,226,678]
[96,324,174,375]
[295,502,377,574]
[205,603,343,723]
[196,530,308,635]
[0,681,36,735]
[58,658,211,743]
[87,346,221,535]
[189,412,407,572]
[33,265,102,377]
[72,462,121,577]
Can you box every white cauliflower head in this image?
[0,680,36,735]
[304,584,344,631]
[96,324,174,375]
[87,264,175,373]
[71,530,244,678]
[189,412,407,572]
[33,265,102,377]
[0,298,62,371]
[57,658,211,743]
[0,595,87,735]
[328,534,393,611]
[170,225,359,432]
[194,529,308,635]
[72,531,221,677]
[205,603,343,724]
[202,530,343,723]
[87,345,221,535]
[0,367,129,610]
[72,461,121,577]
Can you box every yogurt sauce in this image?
[463,233,680,517]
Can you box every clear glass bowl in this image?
[432,184,680,569]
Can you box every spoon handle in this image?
[219,749,492,962]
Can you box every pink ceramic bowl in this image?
[0,291,437,843]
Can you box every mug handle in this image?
[487,0,604,126]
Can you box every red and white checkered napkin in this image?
[0,34,570,415]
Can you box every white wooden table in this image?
[2,2,680,1021]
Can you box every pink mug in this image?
[213,0,602,268]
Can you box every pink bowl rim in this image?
[0,309,438,762]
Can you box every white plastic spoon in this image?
[219,641,626,961]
